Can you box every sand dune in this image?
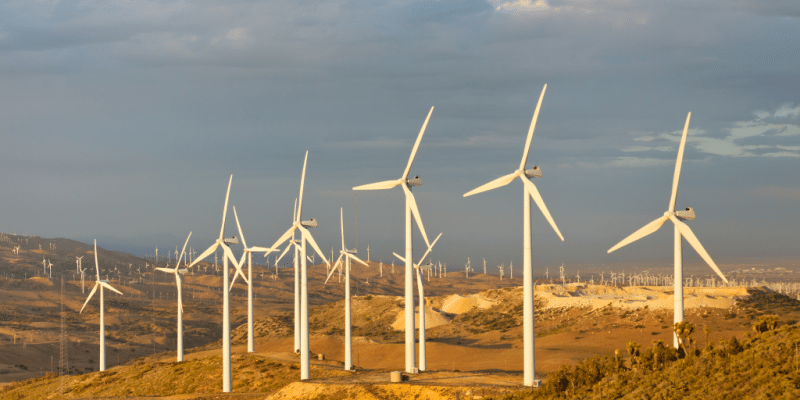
[440,293,495,314]
[390,307,451,330]
[536,283,750,310]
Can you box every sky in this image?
[1,0,799,275]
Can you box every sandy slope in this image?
[536,283,748,310]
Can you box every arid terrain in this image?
[2,234,800,399]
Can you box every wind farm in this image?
[1,89,800,400]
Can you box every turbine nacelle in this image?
[524,166,542,178]
[301,218,318,228]
[224,236,239,245]
[674,207,696,221]
[406,176,422,187]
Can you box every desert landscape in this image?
[2,233,800,399]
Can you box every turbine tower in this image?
[230,206,276,353]
[187,175,240,393]
[353,107,434,373]
[324,208,368,371]
[463,84,564,387]
[79,240,123,372]
[273,199,302,354]
[393,232,442,372]
[607,112,728,348]
[155,232,191,362]
[267,151,329,380]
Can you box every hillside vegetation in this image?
[503,316,800,399]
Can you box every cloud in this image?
[615,104,800,163]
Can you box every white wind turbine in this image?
[353,107,434,373]
[267,151,329,380]
[393,232,442,372]
[607,112,728,348]
[463,84,564,387]
[230,206,276,353]
[324,208,368,371]
[76,256,83,274]
[155,232,191,362]
[80,240,123,372]
[187,175,240,393]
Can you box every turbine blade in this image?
[230,265,249,289]
[293,198,298,224]
[249,246,277,254]
[520,84,547,170]
[353,180,400,191]
[298,226,329,265]
[268,226,298,255]
[415,268,424,295]
[522,177,564,241]
[233,206,248,249]
[80,283,99,313]
[100,281,123,296]
[274,242,293,265]
[463,171,518,197]
[324,255,344,284]
[340,208,345,251]
[402,106,434,179]
[297,151,308,221]
[417,232,443,265]
[669,215,728,283]
[402,184,430,248]
[230,273,239,290]
[669,112,691,212]
[94,240,100,280]
[178,232,192,271]
[393,252,406,264]
[188,242,219,269]
[348,253,369,267]
[220,175,233,241]
[155,268,173,273]
[607,215,669,253]
[221,244,239,267]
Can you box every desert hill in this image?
[4,234,800,398]
[2,286,799,399]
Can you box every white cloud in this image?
[773,104,800,119]
[623,104,800,161]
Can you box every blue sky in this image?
[2,0,798,273]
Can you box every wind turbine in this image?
[607,112,728,348]
[463,84,564,387]
[155,232,191,362]
[76,256,83,274]
[324,208,368,371]
[79,240,123,372]
[186,175,240,393]
[231,206,276,353]
[393,232,442,372]
[353,107,434,373]
[267,151,329,380]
